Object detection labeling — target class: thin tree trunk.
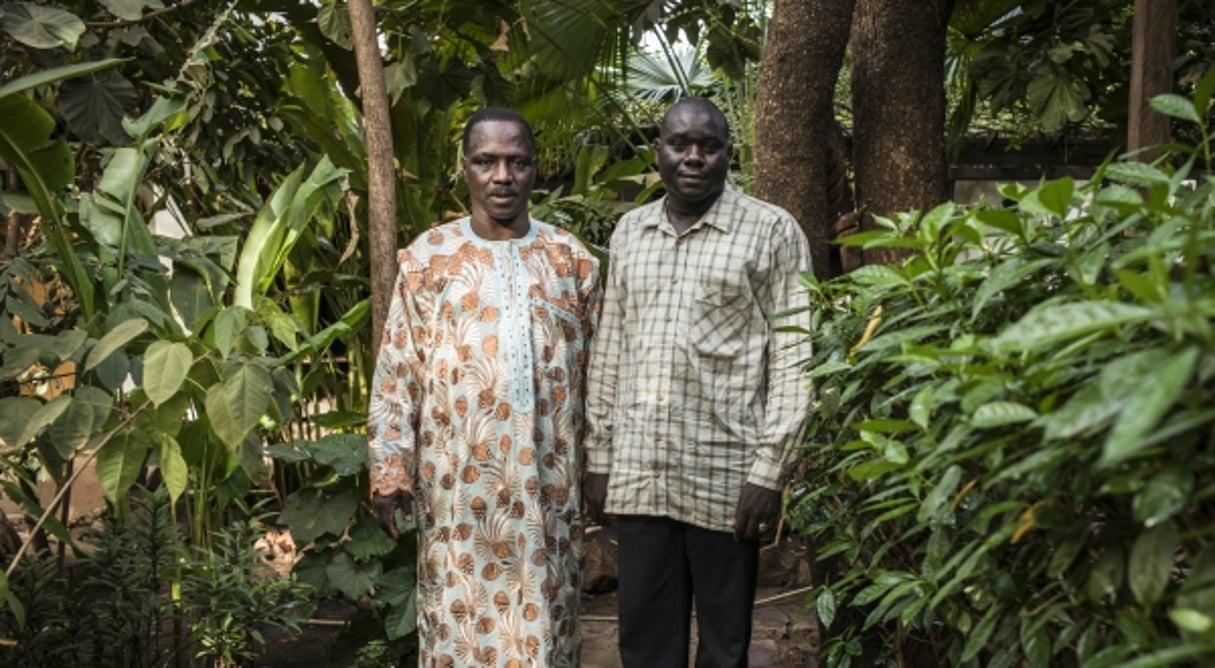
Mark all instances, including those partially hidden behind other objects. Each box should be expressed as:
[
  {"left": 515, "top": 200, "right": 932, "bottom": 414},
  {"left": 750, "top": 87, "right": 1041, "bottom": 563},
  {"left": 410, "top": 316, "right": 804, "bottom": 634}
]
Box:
[
  {"left": 753, "top": 0, "right": 856, "bottom": 281},
  {"left": 348, "top": 0, "right": 398, "bottom": 348},
  {"left": 850, "top": 0, "right": 954, "bottom": 267}
]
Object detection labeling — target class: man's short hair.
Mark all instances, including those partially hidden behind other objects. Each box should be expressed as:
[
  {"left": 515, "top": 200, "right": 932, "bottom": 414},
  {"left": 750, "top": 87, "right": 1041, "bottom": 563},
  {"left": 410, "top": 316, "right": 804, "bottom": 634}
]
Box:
[{"left": 462, "top": 107, "right": 537, "bottom": 156}]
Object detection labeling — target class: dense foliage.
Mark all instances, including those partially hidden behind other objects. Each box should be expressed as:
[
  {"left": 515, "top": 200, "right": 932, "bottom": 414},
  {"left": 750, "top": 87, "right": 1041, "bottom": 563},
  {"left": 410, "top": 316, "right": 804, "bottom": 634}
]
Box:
[{"left": 793, "top": 74, "right": 1215, "bottom": 667}]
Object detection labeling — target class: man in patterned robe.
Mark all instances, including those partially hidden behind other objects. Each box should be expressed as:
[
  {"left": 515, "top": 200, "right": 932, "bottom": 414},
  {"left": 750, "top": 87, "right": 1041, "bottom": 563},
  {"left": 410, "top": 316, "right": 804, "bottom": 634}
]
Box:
[{"left": 369, "top": 107, "right": 601, "bottom": 667}]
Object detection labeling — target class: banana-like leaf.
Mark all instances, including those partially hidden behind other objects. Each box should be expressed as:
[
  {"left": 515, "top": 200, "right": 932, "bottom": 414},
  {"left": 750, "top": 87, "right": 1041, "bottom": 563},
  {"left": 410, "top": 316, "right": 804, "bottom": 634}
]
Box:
[
  {"left": 234, "top": 157, "right": 347, "bottom": 309},
  {"left": 0, "top": 58, "right": 126, "bottom": 99},
  {"left": 0, "top": 94, "right": 95, "bottom": 317}
]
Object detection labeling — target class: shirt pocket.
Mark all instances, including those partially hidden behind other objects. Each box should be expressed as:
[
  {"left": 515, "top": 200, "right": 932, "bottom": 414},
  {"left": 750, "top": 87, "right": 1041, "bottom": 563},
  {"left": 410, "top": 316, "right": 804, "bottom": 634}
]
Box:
[{"left": 690, "top": 281, "right": 749, "bottom": 358}]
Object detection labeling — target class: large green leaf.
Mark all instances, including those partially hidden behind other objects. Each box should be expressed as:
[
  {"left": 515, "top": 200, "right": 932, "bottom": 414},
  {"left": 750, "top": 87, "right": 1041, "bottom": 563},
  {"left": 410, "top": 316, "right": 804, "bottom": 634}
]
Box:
[
  {"left": 95, "top": 431, "right": 151, "bottom": 503},
  {"left": 233, "top": 157, "right": 346, "bottom": 308},
  {"left": 18, "top": 395, "right": 72, "bottom": 448},
  {"left": 47, "top": 395, "right": 96, "bottom": 459},
  {"left": 0, "top": 87, "right": 94, "bottom": 319},
  {"left": 309, "top": 433, "right": 370, "bottom": 476},
  {"left": 0, "top": 397, "right": 39, "bottom": 447},
  {"left": 279, "top": 488, "right": 357, "bottom": 544},
  {"left": 85, "top": 318, "right": 148, "bottom": 371},
  {"left": 1027, "top": 64, "right": 1089, "bottom": 131},
  {"left": 0, "top": 2, "right": 85, "bottom": 50},
  {"left": 1134, "top": 467, "right": 1191, "bottom": 528},
  {"left": 326, "top": 551, "right": 382, "bottom": 601},
  {"left": 58, "top": 70, "right": 137, "bottom": 144},
  {"left": 98, "top": 0, "right": 162, "bottom": 22},
  {"left": 204, "top": 361, "right": 272, "bottom": 449},
  {"left": 143, "top": 341, "right": 193, "bottom": 407}
]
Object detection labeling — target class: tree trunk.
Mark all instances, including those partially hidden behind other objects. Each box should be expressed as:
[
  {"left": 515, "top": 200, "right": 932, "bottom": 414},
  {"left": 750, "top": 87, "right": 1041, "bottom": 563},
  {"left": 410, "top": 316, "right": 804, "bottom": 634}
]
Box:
[
  {"left": 1127, "top": 0, "right": 1176, "bottom": 162},
  {"left": 347, "top": 0, "right": 398, "bottom": 348},
  {"left": 850, "top": 0, "right": 954, "bottom": 266},
  {"left": 753, "top": 0, "right": 856, "bottom": 281}
]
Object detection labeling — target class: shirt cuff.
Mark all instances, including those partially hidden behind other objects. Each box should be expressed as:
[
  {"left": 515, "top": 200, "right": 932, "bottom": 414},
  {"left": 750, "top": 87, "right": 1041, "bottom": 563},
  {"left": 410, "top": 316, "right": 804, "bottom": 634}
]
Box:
[
  {"left": 746, "top": 453, "right": 785, "bottom": 491},
  {"left": 585, "top": 438, "right": 613, "bottom": 473}
]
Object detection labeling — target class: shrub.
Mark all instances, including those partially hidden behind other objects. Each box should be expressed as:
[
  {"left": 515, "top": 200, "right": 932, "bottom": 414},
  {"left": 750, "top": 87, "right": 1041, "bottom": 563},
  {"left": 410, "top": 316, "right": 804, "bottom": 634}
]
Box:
[{"left": 792, "top": 73, "right": 1215, "bottom": 667}]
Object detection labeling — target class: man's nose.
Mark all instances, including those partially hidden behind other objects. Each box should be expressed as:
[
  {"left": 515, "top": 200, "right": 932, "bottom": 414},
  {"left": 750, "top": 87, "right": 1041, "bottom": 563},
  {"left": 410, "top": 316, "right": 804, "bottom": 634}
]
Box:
[
  {"left": 684, "top": 146, "right": 705, "bottom": 163},
  {"left": 491, "top": 160, "right": 512, "bottom": 180}
]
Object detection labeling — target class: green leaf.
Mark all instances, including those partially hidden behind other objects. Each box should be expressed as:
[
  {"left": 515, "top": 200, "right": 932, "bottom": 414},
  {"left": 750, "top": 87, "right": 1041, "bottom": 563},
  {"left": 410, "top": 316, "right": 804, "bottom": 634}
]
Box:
[
  {"left": 1169, "top": 608, "right": 1214, "bottom": 634},
  {"left": 98, "top": 0, "right": 157, "bottom": 22},
  {"left": 1149, "top": 93, "right": 1200, "bottom": 123},
  {"left": 58, "top": 70, "right": 136, "bottom": 145},
  {"left": 19, "top": 395, "right": 72, "bottom": 448},
  {"left": 85, "top": 318, "right": 148, "bottom": 371},
  {"left": 816, "top": 588, "right": 837, "bottom": 629},
  {"left": 212, "top": 306, "right": 247, "bottom": 358},
  {"left": 47, "top": 395, "right": 95, "bottom": 459},
  {"left": 0, "top": 58, "right": 126, "bottom": 99},
  {"left": 1134, "top": 467, "right": 1191, "bottom": 527},
  {"left": 74, "top": 386, "right": 113, "bottom": 432},
  {"left": 1048, "top": 538, "right": 1084, "bottom": 578},
  {"left": 310, "top": 433, "right": 370, "bottom": 476},
  {"left": 848, "top": 264, "right": 908, "bottom": 288},
  {"left": 909, "top": 386, "right": 933, "bottom": 430},
  {"left": 0, "top": 2, "right": 85, "bottom": 50},
  {"left": 1086, "top": 548, "right": 1124, "bottom": 603},
  {"left": 279, "top": 488, "right": 357, "bottom": 544},
  {"left": 142, "top": 341, "right": 193, "bottom": 407},
  {"left": 992, "top": 301, "right": 1154, "bottom": 352},
  {"left": 95, "top": 431, "right": 151, "bottom": 503},
  {"left": 1128, "top": 523, "right": 1176, "bottom": 607},
  {"left": 344, "top": 519, "right": 397, "bottom": 561},
  {"left": 1041, "top": 383, "right": 1117, "bottom": 441},
  {"left": 1105, "top": 162, "right": 1170, "bottom": 187},
  {"left": 918, "top": 464, "right": 962, "bottom": 526},
  {"left": 1027, "top": 65, "right": 1089, "bottom": 131},
  {"left": 961, "top": 605, "right": 1000, "bottom": 662},
  {"left": 971, "top": 258, "right": 1054, "bottom": 320},
  {"left": 384, "top": 588, "right": 418, "bottom": 640},
  {"left": 155, "top": 433, "right": 188, "bottom": 506},
  {"left": 204, "top": 361, "right": 272, "bottom": 449},
  {"left": 971, "top": 401, "right": 1037, "bottom": 428},
  {"left": 1037, "top": 177, "right": 1075, "bottom": 217},
  {"left": 1100, "top": 347, "right": 1198, "bottom": 467},
  {"left": 316, "top": 4, "right": 353, "bottom": 49}
]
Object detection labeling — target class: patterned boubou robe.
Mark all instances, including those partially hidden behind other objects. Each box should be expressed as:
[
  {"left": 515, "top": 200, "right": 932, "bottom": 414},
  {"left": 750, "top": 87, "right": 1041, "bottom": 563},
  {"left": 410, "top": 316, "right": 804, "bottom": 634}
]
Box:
[{"left": 368, "top": 217, "right": 601, "bottom": 667}]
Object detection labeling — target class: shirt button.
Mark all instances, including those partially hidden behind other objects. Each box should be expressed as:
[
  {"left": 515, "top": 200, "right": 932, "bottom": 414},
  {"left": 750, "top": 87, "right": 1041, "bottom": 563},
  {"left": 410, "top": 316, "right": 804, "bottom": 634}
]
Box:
[
  {"left": 670, "top": 277, "right": 678, "bottom": 284},
  {"left": 657, "top": 394, "right": 665, "bottom": 402}
]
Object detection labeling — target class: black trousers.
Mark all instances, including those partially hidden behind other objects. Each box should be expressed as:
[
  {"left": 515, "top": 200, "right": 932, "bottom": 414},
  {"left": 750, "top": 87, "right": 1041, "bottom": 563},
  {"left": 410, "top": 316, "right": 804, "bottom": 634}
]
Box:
[{"left": 615, "top": 515, "right": 760, "bottom": 668}]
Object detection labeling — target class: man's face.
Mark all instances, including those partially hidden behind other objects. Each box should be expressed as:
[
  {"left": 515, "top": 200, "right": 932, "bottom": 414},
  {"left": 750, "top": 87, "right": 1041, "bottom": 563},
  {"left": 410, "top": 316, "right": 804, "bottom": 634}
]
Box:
[
  {"left": 464, "top": 119, "right": 536, "bottom": 228},
  {"left": 656, "top": 105, "right": 731, "bottom": 209}
]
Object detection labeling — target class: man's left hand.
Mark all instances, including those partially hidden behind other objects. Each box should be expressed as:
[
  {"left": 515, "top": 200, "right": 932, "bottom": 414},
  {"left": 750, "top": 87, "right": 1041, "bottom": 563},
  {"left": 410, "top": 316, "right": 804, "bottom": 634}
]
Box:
[{"left": 733, "top": 483, "right": 781, "bottom": 543}]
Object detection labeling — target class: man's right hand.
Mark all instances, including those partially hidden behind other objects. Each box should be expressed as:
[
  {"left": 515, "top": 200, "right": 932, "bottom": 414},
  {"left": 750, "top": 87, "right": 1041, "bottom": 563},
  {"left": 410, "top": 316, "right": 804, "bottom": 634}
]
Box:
[
  {"left": 583, "top": 473, "right": 610, "bottom": 525},
  {"left": 372, "top": 490, "right": 414, "bottom": 539}
]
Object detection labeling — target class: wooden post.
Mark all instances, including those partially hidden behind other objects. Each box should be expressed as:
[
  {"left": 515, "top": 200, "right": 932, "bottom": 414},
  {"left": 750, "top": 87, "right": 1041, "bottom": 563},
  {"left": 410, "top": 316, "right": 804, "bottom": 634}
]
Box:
[{"left": 1127, "top": 0, "right": 1176, "bottom": 161}]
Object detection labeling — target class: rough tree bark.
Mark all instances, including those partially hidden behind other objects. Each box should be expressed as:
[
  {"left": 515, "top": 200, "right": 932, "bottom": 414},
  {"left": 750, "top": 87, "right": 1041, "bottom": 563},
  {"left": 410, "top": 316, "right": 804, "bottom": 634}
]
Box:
[
  {"left": 850, "top": 0, "right": 954, "bottom": 266},
  {"left": 753, "top": 0, "right": 857, "bottom": 281},
  {"left": 347, "top": 0, "right": 398, "bottom": 348}
]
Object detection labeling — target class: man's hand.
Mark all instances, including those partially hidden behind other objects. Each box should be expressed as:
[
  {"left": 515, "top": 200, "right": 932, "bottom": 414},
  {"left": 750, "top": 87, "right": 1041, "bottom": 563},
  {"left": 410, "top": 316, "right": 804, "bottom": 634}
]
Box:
[
  {"left": 372, "top": 490, "right": 414, "bottom": 540},
  {"left": 733, "top": 483, "right": 781, "bottom": 543},
  {"left": 583, "top": 472, "right": 610, "bottom": 526}
]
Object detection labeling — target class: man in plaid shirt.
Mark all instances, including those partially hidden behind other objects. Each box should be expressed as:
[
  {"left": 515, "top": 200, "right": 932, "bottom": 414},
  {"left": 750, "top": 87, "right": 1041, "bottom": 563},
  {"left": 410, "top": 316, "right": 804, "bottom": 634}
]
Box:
[{"left": 584, "top": 97, "right": 815, "bottom": 667}]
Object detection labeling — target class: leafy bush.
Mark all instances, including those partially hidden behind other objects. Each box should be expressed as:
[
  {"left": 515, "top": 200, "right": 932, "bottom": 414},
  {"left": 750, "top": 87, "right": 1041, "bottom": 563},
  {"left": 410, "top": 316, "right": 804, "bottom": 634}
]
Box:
[
  {"left": 0, "top": 491, "right": 312, "bottom": 667},
  {"left": 792, "top": 73, "right": 1215, "bottom": 667}
]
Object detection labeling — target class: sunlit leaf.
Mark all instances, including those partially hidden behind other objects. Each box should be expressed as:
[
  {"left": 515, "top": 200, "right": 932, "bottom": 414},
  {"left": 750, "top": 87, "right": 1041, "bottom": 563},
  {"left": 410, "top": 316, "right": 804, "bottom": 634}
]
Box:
[
  {"left": 85, "top": 318, "right": 148, "bottom": 371},
  {"left": 1129, "top": 524, "right": 1176, "bottom": 607},
  {"left": 143, "top": 341, "right": 193, "bottom": 407},
  {"left": 0, "top": 2, "right": 85, "bottom": 50}
]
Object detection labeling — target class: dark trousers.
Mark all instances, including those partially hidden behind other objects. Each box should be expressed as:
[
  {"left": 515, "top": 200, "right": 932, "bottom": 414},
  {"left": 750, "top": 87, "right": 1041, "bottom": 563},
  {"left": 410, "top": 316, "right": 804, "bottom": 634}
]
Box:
[{"left": 616, "top": 515, "right": 760, "bottom": 668}]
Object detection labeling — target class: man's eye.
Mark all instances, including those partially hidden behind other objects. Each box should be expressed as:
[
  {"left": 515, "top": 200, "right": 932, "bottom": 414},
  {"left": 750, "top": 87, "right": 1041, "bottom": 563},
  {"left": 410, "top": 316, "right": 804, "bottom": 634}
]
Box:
[{"left": 511, "top": 158, "right": 532, "bottom": 169}]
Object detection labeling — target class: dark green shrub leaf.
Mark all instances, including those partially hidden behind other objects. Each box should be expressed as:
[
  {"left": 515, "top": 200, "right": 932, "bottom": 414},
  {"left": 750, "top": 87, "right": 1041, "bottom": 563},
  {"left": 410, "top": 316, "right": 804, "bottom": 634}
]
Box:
[
  {"left": 918, "top": 465, "right": 962, "bottom": 526},
  {"left": 1100, "top": 347, "right": 1197, "bottom": 467},
  {"left": 816, "top": 588, "right": 837, "bottom": 629},
  {"left": 1105, "top": 162, "right": 1170, "bottom": 187},
  {"left": 95, "top": 430, "right": 151, "bottom": 503},
  {"left": 1133, "top": 467, "right": 1192, "bottom": 527},
  {"left": 47, "top": 394, "right": 95, "bottom": 458},
  {"left": 993, "top": 301, "right": 1154, "bottom": 353},
  {"left": 961, "top": 606, "right": 1000, "bottom": 662},
  {"left": 1129, "top": 523, "right": 1177, "bottom": 607},
  {"left": 972, "top": 258, "right": 1055, "bottom": 320},
  {"left": 1048, "top": 537, "right": 1085, "bottom": 578},
  {"left": 205, "top": 361, "right": 272, "bottom": 449},
  {"left": 1149, "top": 93, "right": 1201, "bottom": 123},
  {"left": 971, "top": 401, "right": 1037, "bottom": 428},
  {"left": 1086, "top": 548, "right": 1125, "bottom": 603},
  {"left": 59, "top": 71, "right": 136, "bottom": 145},
  {"left": 384, "top": 592, "right": 418, "bottom": 640},
  {"left": 1038, "top": 177, "right": 1076, "bottom": 218}
]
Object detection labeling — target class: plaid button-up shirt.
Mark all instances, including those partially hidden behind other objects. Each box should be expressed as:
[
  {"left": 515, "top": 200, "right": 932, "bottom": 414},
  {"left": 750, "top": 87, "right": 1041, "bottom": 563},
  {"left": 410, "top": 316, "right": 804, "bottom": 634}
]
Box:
[{"left": 585, "top": 186, "right": 815, "bottom": 533}]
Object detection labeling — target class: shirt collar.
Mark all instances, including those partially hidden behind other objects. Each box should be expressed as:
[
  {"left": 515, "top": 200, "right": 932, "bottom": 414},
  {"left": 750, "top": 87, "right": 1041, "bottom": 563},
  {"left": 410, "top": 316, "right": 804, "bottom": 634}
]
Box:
[{"left": 643, "top": 186, "right": 738, "bottom": 235}]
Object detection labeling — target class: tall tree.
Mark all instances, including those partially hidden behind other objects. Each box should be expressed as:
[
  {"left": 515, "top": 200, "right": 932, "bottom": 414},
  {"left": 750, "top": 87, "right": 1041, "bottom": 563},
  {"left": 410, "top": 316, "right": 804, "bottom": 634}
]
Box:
[
  {"left": 753, "top": 0, "right": 856, "bottom": 280},
  {"left": 850, "top": 0, "right": 955, "bottom": 266}
]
